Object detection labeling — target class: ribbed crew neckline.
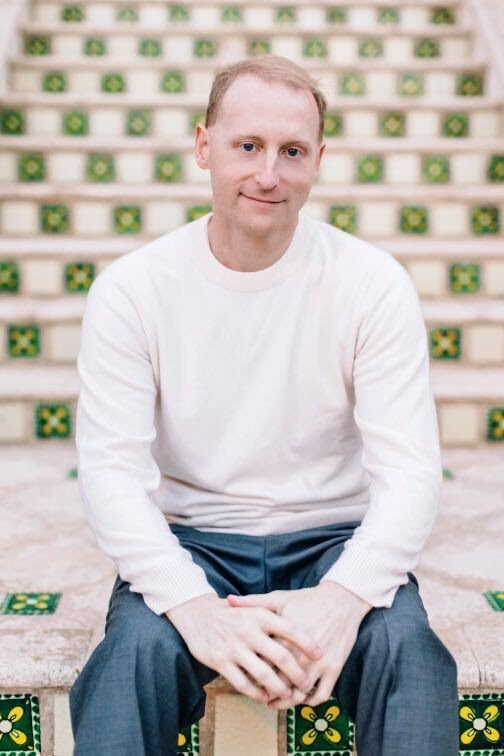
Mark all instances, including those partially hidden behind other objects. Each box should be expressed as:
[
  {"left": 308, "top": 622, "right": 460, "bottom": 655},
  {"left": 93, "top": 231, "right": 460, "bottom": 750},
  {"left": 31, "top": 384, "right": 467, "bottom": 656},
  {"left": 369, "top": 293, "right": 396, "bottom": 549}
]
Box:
[{"left": 191, "top": 209, "right": 311, "bottom": 291}]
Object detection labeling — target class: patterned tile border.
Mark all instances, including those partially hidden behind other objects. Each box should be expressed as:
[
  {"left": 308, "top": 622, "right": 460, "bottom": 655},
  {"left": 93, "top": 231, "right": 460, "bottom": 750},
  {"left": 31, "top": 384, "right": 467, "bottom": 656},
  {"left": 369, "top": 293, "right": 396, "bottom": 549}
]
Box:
[{"left": 0, "top": 693, "right": 41, "bottom": 755}]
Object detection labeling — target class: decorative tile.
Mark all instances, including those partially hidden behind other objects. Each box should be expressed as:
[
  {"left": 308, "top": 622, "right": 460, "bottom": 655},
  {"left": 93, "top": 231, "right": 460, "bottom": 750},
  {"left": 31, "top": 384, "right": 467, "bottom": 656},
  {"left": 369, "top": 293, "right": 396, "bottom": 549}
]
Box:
[
  {"left": 431, "top": 6, "right": 455, "bottom": 24},
  {"left": 0, "top": 592, "right": 60, "bottom": 613},
  {"left": 415, "top": 38, "right": 440, "bottom": 57},
  {"left": 127, "top": 109, "right": 150, "bottom": 136},
  {"left": 488, "top": 155, "right": 504, "bottom": 182},
  {"left": 286, "top": 698, "right": 355, "bottom": 754},
  {"left": 68, "top": 466, "right": 78, "bottom": 477},
  {"left": 430, "top": 327, "right": 461, "bottom": 359},
  {"left": 341, "top": 73, "right": 365, "bottom": 96},
  {"left": 471, "top": 205, "right": 500, "bottom": 234},
  {"left": 326, "top": 6, "right": 347, "bottom": 23},
  {"left": 114, "top": 205, "right": 142, "bottom": 233},
  {"left": 458, "top": 692, "right": 504, "bottom": 750},
  {"left": 357, "top": 154, "right": 383, "bottom": 182},
  {"left": 443, "top": 112, "right": 469, "bottom": 137},
  {"left": 449, "top": 263, "right": 480, "bottom": 293},
  {"left": 422, "top": 155, "right": 450, "bottom": 183},
  {"left": 398, "top": 73, "right": 423, "bottom": 96},
  {"left": 25, "top": 35, "right": 51, "bottom": 55},
  {"left": 0, "top": 261, "right": 19, "bottom": 292},
  {"left": 177, "top": 720, "right": 199, "bottom": 754},
  {"left": 276, "top": 5, "right": 296, "bottom": 23},
  {"left": 324, "top": 112, "right": 343, "bottom": 137},
  {"left": 170, "top": 4, "right": 190, "bottom": 22},
  {"left": 84, "top": 37, "right": 106, "bottom": 56},
  {"left": 62, "top": 4, "right": 84, "bottom": 22},
  {"left": 117, "top": 5, "right": 138, "bottom": 22},
  {"left": 1, "top": 109, "right": 25, "bottom": 134},
  {"left": 442, "top": 467, "right": 455, "bottom": 479},
  {"left": 0, "top": 693, "right": 41, "bottom": 754},
  {"left": 358, "top": 38, "right": 383, "bottom": 58},
  {"left": 194, "top": 39, "right": 217, "bottom": 58},
  {"left": 221, "top": 6, "right": 242, "bottom": 22},
  {"left": 8, "top": 324, "right": 40, "bottom": 358},
  {"left": 88, "top": 154, "right": 115, "bottom": 182},
  {"left": 457, "top": 74, "right": 484, "bottom": 96},
  {"left": 187, "top": 205, "right": 211, "bottom": 222},
  {"left": 140, "top": 38, "right": 162, "bottom": 57},
  {"left": 377, "top": 7, "right": 400, "bottom": 24},
  {"left": 249, "top": 39, "right": 271, "bottom": 55},
  {"left": 483, "top": 590, "right": 504, "bottom": 610},
  {"left": 155, "top": 154, "right": 182, "bottom": 182},
  {"left": 304, "top": 38, "right": 327, "bottom": 58},
  {"left": 43, "top": 72, "right": 66, "bottom": 93},
  {"left": 65, "top": 261, "right": 95, "bottom": 292},
  {"left": 380, "top": 111, "right": 405, "bottom": 137},
  {"left": 400, "top": 206, "right": 429, "bottom": 233},
  {"left": 19, "top": 153, "right": 45, "bottom": 182},
  {"left": 35, "top": 403, "right": 72, "bottom": 438},
  {"left": 63, "top": 110, "right": 88, "bottom": 135},
  {"left": 329, "top": 205, "right": 357, "bottom": 233},
  {"left": 102, "top": 72, "right": 126, "bottom": 93},
  {"left": 161, "top": 71, "right": 185, "bottom": 93},
  {"left": 487, "top": 409, "right": 504, "bottom": 442},
  {"left": 40, "top": 204, "right": 69, "bottom": 233}
]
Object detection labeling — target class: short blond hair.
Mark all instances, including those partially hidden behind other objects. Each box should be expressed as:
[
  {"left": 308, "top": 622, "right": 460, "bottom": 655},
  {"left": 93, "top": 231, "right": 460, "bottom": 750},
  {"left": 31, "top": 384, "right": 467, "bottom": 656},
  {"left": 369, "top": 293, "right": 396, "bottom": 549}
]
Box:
[{"left": 204, "top": 54, "right": 328, "bottom": 144}]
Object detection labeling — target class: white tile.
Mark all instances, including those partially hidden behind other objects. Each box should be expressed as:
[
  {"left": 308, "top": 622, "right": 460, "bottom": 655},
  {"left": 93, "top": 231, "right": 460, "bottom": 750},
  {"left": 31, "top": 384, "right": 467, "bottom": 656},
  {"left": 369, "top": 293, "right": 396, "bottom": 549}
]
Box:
[
  {"left": 185, "top": 156, "right": 212, "bottom": 184},
  {"left": 439, "top": 404, "right": 479, "bottom": 444},
  {"left": 48, "top": 325, "right": 81, "bottom": 362},
  {"left": 214, "top": 694, "right": 278, "bottom": 756},
  {"left": 485, "top": 262, "right": 504, "bottom": 295},
  {"left": 345, "top": 110, "right": 377, "bottom": 138},
  {"left": 386, "top": 154, "right": 420, "bottom": 183},
  {"left": 360, "top": 202, "right": 396, "bottom": 236},
  {"left": 426, "top": 72, "right": 454, "bottom": 97},
  {"left": 304, "top": 201, "right": 325, "bottom": 221},
  {"left": 406, "top": 261, "right": 446, "bottom": 296},
  {"left": 24, "top": 260, "right": 61, "bottom": 295},
  {"left": 319, "top": 153, "right": 354, "bottom": 184},
  {"left": 32, "top": 2, "right": 60, "bottom": 23},
  {"left": 218, "top": 37, "right": 247, "bottom": 60},
  {"left": 451, "top": 153, "right": 486, "bottom": 184},
  {"left": 146, "top": 202, "right": 185, "bottom": 235},
  {"left": 74, "top": 202, "right": 110, "bottom": 235},
  {"left": 298, "top": 7, "right": 325, "bottom": 25},
  {"left": 140, "top": 5, "right": 168, "bottom": 25},
  {"left": 116, "top": 153, "right": 152, "bottom": 183},
  {"left": 186, "top": 70, "right": 215, "bottom": 97},
  {"left": 0, "top": 154, "right": 17, "bottom": 182},
  {"left": 1, "top": 202, "right": 38, "bottom": 235},
  {"left": 407, "top": 111, "right": 439, "bottom": 138},
  {"left": 164, "top": 35, "right": 193, "bottom": 61},
  {"left": 367, "top": 71, "right": 396, "bottom": 97},
  {"left": 129, "top": 70, "right": 159, "bottom": 96},
  {"left": 48, "top": 153, "right": 85, "bottom": 183},
  {"left": 153, "top": 109, "right": 187, "bottom": 137},
  {"left": 86, "top": 3, "right": 115, "bottom": 24},
  {"left": 271, "top": 36, "right": 301, "bottom": 59},
  {"left": 26, "top": 108, "right": 60, "bottom": 136},
  {"left": 431, "top": 203, "right": 468, "bottom": 237},
  {"left": 243, "top": 7, "right": 273, "bottom": 26},
  {"left": 347, "top": 7, "right": 375, "bottom": 27},
  {"left": 442, "top": 37, "right": 471, "bottom": 59},
  {"left": 52, "top": 35, "right": 82, "bottom": 57},
  {"left": 0, "top": 402, "right": 26, "bottom": 442},
  {"left": 466, "top": 325, "right": 504, "bottom": 364},
  {"left": 401, "top": 7, "right": 428, "bottom": 27},
  {"left": 471, "top": 111, "right": 500, "bottom": 138},
  {"left": 54, "top": 692, "right": 74, "bottom": 756},
  {"left": 191, "top": 6, "right": 220, "bottom": 25},
  {"left": 11, "top": 68, "right": 40, "bottom": 92},
  {"left": 384, "top": 37, "right": 412, "bottom": 62},
  {"left": 327, "top": 36, "right": 356, "bottom": 64},
  {"left": 107, "top": 35, "right": 137, "bottom": 58},
  {"left": 89, "top": 109, "right": 124, "bottom": 137},
  {"left": 70, "top": 70, "right": 100, "bottom": 94}
]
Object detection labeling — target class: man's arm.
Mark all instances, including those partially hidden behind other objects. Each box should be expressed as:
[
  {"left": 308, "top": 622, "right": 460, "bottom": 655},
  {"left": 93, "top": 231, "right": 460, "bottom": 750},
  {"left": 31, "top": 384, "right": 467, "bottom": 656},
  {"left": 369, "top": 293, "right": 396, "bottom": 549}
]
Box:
[
  {"left": 318, "top": 253, "right": 443, "bottom": 608},
  {"left": 76, "top": 266, "right": 217, "bottom": 615}
]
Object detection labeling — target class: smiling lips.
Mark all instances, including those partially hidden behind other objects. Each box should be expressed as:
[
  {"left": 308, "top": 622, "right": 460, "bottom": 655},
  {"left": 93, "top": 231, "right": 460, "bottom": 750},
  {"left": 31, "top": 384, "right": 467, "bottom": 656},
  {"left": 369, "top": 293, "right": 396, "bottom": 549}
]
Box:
[{"left": 242, "top": 194, "right": 283, "bottom": 204}]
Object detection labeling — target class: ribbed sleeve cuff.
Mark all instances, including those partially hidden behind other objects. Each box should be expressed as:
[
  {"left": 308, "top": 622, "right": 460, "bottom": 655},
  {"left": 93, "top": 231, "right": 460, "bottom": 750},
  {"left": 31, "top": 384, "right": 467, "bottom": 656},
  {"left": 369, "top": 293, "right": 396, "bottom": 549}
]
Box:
[{"left": 138, "top": 558, "right": 218, "bottom": 616}]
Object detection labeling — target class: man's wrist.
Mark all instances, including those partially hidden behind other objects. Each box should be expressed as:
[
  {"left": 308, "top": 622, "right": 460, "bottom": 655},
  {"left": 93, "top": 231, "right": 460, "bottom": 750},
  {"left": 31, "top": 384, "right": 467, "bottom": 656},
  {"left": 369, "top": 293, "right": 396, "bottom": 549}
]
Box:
[{"left": 316, "top": 580, "right": 373, "bottom": 614}]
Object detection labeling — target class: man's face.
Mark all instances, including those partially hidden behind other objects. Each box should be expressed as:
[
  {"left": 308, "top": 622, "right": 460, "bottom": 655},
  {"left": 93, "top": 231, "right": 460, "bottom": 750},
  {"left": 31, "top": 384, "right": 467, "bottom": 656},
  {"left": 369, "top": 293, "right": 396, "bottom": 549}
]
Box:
[{"left": 195, "top": 74, "right": 325, "bottom": 233}]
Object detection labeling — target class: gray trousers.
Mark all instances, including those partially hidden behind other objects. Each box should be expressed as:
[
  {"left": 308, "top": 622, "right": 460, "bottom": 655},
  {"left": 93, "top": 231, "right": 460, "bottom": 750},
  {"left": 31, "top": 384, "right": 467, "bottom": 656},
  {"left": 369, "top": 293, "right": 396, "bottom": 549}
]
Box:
[{"left": 69, "top": 520, "right": 460, "bottom": 755}]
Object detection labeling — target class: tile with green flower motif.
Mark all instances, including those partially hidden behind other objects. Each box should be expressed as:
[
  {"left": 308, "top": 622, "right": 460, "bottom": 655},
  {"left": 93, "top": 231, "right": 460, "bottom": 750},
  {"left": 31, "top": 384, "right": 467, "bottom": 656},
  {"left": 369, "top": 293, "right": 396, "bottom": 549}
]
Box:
[
  {"left": 458, "top": 692, "right": 504, "bottom": 752},
  {"left": 430, "top": 327, "right": 461, "bottom": 359},
  {"left": 0, "top": 693, "right": 41, "bottom": 754},
  {"left": 65, "top": 262, "right": 95, "bottom": 292},
  {"left": 8, "top": 324, "right": 41, "bottom": 358},
  {"left": 286, "top": 697, "right": 355, "bottom": 754},
  {"left": 35, "top": 403, "right": 72, "bottom": 438},
  {"left": 0, "top": 592, "right": 60, "bottom": 613},
  {"left": 449, "top": 263, "right": 480, "bottom": 293},
  {"left": 487, "top": 409, "right": 504, "bottom": 442}
]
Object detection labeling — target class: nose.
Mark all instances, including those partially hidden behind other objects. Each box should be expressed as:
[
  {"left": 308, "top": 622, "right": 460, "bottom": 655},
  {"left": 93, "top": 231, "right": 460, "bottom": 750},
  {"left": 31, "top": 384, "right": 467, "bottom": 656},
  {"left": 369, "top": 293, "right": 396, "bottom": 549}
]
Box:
[{"left": 254, "top": 153, "right": 280, "bottom": 190}]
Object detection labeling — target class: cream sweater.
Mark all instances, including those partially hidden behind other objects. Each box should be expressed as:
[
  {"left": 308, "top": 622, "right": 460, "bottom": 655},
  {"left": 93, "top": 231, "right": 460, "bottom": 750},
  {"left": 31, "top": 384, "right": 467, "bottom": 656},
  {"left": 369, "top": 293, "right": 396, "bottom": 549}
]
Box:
[{"left": 75, "top": 209, "right": 443, "bottom": 615}]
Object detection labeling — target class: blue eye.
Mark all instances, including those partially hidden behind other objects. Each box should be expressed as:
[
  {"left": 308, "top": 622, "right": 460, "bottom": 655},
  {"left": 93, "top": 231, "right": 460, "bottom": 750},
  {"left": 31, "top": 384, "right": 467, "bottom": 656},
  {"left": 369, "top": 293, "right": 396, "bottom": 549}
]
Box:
[{"left": 239, "top": 143, "right": 302, "bottom": 158}]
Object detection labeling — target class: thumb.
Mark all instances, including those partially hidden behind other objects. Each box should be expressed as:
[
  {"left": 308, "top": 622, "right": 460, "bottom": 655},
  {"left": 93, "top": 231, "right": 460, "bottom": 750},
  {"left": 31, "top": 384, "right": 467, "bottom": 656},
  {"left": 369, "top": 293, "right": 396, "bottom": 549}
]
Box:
[{"left": 226, "top": 591, "right": 284, "bottom": 612}]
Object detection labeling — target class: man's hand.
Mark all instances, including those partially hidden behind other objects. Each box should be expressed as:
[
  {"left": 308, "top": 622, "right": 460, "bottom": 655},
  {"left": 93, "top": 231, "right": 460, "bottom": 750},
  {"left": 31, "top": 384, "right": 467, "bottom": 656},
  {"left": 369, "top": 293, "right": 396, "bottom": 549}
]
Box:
[
  {"left": 165, "top": 593, "right": 323, "bottom": 704},
  {"left": 227, "top": 582, "right": 373, "bottom": 710}
]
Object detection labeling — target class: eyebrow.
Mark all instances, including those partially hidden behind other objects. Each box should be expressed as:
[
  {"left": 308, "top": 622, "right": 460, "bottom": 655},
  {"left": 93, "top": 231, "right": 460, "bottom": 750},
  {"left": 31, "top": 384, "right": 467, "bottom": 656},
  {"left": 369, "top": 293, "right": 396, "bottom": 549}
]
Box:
[{"left": 230, "top": 134, "right": 312, "bottom": 151}]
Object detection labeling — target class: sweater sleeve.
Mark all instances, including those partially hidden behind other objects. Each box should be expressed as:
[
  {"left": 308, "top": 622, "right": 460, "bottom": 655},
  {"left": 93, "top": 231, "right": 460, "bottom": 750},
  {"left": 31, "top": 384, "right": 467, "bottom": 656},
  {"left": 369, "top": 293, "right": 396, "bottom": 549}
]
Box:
[
  {"left": 75, "top": 268, "right": 218, "bottom": 615},
  {"left": 318, "top": 254, "right": 443, "bottom": 608}
]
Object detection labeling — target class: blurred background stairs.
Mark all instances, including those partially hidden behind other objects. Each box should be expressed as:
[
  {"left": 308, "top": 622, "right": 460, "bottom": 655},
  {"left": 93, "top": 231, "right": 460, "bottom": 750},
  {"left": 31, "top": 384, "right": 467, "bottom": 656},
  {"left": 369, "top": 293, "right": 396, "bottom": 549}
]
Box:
[{"left": 0, "top": 1, "right": 503, "bottom": 754}]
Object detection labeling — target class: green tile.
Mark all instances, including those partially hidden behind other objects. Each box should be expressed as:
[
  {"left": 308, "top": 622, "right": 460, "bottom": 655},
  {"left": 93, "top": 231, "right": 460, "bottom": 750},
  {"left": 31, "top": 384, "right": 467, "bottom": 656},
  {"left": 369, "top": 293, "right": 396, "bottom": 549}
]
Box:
[
  {"left": 0, "top": 260, "right": 20, "bottom": 292},
  {"left": 177, "top": 720, "right": 200, "bottom": 753},
  {"left": 117, "top": 5, "right": 138, "bottom": 21},
  {"left": 422, "top": 155, "right": 450, "bottom": 183},
  {"left": 65, "top": 261, "right": 95, "bottom": 292},
  {"left": 487, "top": 410, "right": 504, "bottom": 442},
  {"left": 358, "top": 38, "right": 383, "bottom": 58},
  {"left": 101, "top": 72, "right": 126, "bottom": 93},
  {"left": 377, "top": 6, "right": 400, "bottom": 24},
  {"left": 0, "top": 693, "right": 41, "bottom": 753},
  {"left": 187, "top": 205, "right": 212, "bottom": 222},
  {"left": 276, "top": 5, "right": 296, "bottom": 22},
  {"left": 488, "top": 155, "right": 504, "bottom": 182},
  {"left": 398, "top": 73, "right": 423, "bottom": 96},
  {"left": 114, "top": 205, "right": 142, "bottom": 233},
  {"left": 169, "top": 4, "right": 190, "bottom": 22},
  {"left": 430, "top": 327, "right": 461, "bottom": 359},
  {"left": 431, "top": 6, "right": 455, "bottom": 24},
  {"left": 155, "top": 153, "right": 182, "bottom": 182},
  {"left": 304, "top": 38, "right": 327, "bottom": 58},
  {"left": 62, "top": 4, "right": 84, "bottom": 21},
  {"left": 127, "top": 109, "right": 150, "bottom": 136},
  {"left": 326, "top": 6, "right": 347, "bottom": 23},
  {"left": 63, "top": 110, "right": 88, "bottom": 135},
  {"left": 221, "top": 6, "right": 242, "bottom": 22},
  {"left": 194, "top": 39, "right": 217, "bottom": 57},
  {"left": 40, "top": 204, "right": 69, "bottom": 233},
  {"left": 19, "top": 153, "right": 45, "bottom": 181},
  {"left": 483, "top": 590, "right": 504, "bottom": 609},
  {"left": 88, "top": 154, "right": 115, "bottom": 182},
  {"left": 449, "top": 263, "right": 480, "bottom": 293},
  {"left": 324, "top": 112, "right": 343, "bottom": 137},
  {"left": 35, "top": 403, "right": 72, "bottom": 438},
  {"left": 1, "top": 109, "right": 25, "bottom": 134},
  {"left": 286, "top": 697, "right": 355, "bottom": 754},
  {"left": 43, "top": 72, "right": 66, "bottom": 93},
  {"left": 457, "top": 73, "right": 483, "bottom": 96},
  {"left": 357, "top": 154, "right": 383, "bottom": 183},
  {"left": 414, "top": 38, "right": 440, "bottom": 57},
  {"left": 380, "top": 111, "right": 405, "bottom": 137},
  {"left": 139, "top": 38, "right": 162, "bottom": 57},
  {"left": 459, "top": 692, "right": 504, "bottom": 748},
  {"left": 443, "top": 112, "right": 469, "bottom": 137},
  {"left": 161, "top": 70, "right": 185, "bottom": 93},
  {"left": 249, "top": 39, "right": 271, "bottom": 55},
  {"left": 84, "top": 37, "right": 106, "bottom": 56},
  {"left": 400, "top": 206, "right": 428, "bottom": 233},
  {"left": 329, "top": 205, "right": 357, "bottom": 233},
  {"left": 471, "top": 205, "right": 499, "bottom": 234},
  {"left": 8, "top": 324, "right": 40, "bottom": 357},
  {"left": 25, "top": 35, "right": 51, "bottom": 55},
  {"left": 341, "top": 72, "right": 365, "bottom": 96}
]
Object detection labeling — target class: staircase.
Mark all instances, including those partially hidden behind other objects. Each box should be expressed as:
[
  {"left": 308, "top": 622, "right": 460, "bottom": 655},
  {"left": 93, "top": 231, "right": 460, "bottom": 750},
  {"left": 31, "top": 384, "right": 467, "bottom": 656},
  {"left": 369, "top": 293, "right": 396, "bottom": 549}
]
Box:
[{"left": 0, "top": 1, "right": 503, "bottom": 754}]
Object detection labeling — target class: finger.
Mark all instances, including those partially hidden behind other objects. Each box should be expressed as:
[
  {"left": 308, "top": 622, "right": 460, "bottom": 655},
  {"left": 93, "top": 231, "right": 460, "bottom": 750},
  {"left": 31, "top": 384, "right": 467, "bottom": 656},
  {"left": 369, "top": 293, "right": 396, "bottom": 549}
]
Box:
[
  {"left": 275, "top": 636, "right": 312, "bottom": 668},
  {"left": 233, "top": 648, "right": 293, "bottom": 700},
  {"left": 267, "top": 686, "right": 308, "bottom": 709},
  {"left": 227, "top": 593, "right": 282, "bottom": 612},
  {"left": 220, "top": 661, "right": 270, "bottom": 704},
  {"left": 251, "top": 635, "right": 311, "bottom": 692},
  {"left": 303, "top": 673, "right": 334, "bottom": 708},
  {"left": 261, "top": 613, "right": 323, "bottom": 660}
]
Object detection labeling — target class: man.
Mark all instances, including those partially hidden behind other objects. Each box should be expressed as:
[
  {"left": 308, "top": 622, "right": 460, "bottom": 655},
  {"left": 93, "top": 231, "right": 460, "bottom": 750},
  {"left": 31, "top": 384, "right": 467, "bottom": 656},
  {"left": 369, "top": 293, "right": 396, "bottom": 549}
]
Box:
[{"left": 69, "top": 56, "right": 459, "bottom": 754}]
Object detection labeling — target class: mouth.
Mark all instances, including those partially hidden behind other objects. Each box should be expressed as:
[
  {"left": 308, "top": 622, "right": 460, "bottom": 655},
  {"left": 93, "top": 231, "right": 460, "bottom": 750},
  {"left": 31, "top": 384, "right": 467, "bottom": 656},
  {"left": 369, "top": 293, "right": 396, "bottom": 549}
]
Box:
[{"left": 241, "top": 194, "right": 283, "bottom": 204}]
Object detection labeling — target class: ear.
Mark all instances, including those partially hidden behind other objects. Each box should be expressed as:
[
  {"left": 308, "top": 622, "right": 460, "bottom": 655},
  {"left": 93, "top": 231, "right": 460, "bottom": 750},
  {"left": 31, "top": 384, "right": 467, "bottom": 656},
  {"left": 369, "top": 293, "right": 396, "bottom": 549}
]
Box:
[{"left": 195, "top": 124, "right": 210, "bottom": 170}]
